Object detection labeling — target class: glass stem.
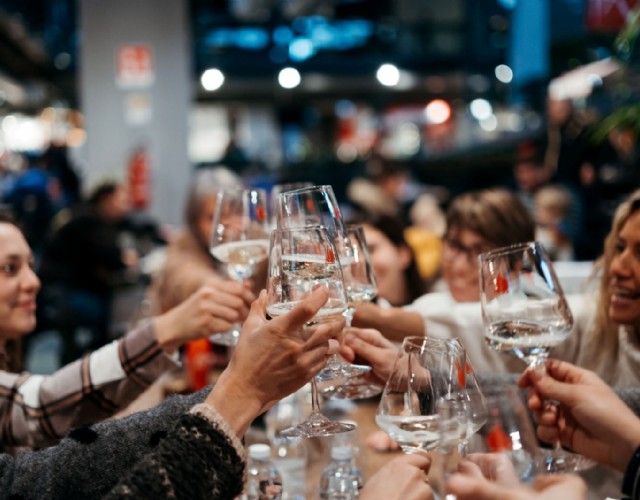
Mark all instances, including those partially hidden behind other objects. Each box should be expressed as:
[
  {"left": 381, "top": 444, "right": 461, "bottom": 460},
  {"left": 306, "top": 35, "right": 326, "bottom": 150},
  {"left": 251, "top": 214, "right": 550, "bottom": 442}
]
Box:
[
  {"left": 344, "top": 306, "right": 354, "bottom": 328},
  {"left": 310, "top": 377, "right": 322, "bottom": 415}
]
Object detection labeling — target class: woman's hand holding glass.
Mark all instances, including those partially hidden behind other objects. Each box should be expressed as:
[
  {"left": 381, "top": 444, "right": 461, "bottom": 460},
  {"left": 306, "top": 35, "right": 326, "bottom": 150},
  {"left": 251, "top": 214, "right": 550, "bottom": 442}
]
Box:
[{"left": 519, "top": 359, "right": 640, "bottom": 474}]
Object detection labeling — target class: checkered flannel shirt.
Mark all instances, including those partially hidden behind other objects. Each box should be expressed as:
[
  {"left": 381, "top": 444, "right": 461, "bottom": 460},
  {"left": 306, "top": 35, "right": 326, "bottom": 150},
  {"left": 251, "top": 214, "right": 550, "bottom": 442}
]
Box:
[{"left": 0, "top": 321, "right": 180, "bottom": 449}]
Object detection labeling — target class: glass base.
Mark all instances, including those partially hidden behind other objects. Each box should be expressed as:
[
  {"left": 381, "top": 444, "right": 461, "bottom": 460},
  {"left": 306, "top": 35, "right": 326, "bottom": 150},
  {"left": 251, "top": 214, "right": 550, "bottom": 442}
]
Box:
[
  {"left": 538, "top": 447, "right": 595, "bottom": 473},
  {"left": 315, "top": 362, "right": 371, "bottom": 382},
  {"left": 322, "top": 378, "right": 383, "bottom": 400},
  {"left": 279, "top": 412, "right": 356, "bottom": 438},
  {"left": 209, "top": 326, "right": 240, "bottom": 346}
]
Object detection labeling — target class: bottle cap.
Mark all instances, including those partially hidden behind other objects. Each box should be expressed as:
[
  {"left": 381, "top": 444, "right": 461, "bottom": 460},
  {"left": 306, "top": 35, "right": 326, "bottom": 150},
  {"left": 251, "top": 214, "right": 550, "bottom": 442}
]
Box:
[
  {"left": 331, "top": 446, "right": 352, "bottom": 461},
  {"left": 249, "top": 443, "right": 272, "bottom": 461}
]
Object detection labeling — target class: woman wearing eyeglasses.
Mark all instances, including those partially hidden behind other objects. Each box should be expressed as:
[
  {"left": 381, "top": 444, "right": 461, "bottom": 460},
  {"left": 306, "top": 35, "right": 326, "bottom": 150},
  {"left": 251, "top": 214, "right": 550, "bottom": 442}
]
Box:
[{"left": 350, "top": 188, "right": 535, "bottom": 373}]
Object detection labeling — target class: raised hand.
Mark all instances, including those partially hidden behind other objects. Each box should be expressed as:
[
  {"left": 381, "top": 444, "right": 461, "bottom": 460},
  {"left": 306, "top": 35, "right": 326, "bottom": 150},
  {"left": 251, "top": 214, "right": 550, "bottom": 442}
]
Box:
[
  {"left": 207, "top": 287, "right": 345, "bottom": 436},
  {"left": 341, "top": 327, "right": 398, "bottom": 384},
  {"left": 153, "top": 284, "right": 253, "bottom": 352},
  {"left": 518, "top": 359, "right": 640, "bottom": 472},
  {"left": 447, "top": 459, "right": 586, "bottom": 500},
  {"left": 360, "top": 454, "right": 433, "bottom": 500}
]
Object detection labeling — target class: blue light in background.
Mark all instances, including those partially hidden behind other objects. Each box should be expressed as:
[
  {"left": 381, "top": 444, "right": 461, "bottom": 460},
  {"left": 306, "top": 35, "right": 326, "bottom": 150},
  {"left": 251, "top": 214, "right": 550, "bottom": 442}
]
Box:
[
  {"left": 204, "top": 27, "right": 269, "bottom": 50},
  {"left": 235, "top": 28, "right": 269, "bottom": 50},
  {"left": 289, "top": 38, "right": 316, "bottom": 61},
  {"left": 273, "top": 25, "right": 294, "bottom": 45},
  {"left": 497, "top": 0, "right": 517, "bottom": 9}
]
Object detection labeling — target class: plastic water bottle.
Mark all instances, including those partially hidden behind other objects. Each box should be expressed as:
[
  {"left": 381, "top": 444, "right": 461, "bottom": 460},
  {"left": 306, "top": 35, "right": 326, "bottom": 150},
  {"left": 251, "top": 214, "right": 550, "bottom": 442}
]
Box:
[
  {"left": 272, "top": 436, "right": 306, "bottom": 500},
  {"left": 319, "top": 446, "right": 363, "bottom": 499},
  {"left": 245, "top": 443, "right": 283, "bottom": 500}
]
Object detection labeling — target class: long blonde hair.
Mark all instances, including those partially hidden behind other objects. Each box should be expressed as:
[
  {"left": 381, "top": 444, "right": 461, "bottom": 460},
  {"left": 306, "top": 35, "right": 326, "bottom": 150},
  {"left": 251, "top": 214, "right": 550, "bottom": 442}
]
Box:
[{"left": 593, "top": 189, "right": 640, "bottom": 353}]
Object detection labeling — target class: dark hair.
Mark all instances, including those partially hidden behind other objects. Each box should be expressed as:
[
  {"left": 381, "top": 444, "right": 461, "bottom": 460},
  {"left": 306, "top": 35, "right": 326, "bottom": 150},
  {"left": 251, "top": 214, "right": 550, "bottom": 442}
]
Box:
[
  {"left": 354, "top": 214, "right": 426, "bottom": 303},
  {"left": 88, "top": 182, "right": 119, "bottom": 205}
]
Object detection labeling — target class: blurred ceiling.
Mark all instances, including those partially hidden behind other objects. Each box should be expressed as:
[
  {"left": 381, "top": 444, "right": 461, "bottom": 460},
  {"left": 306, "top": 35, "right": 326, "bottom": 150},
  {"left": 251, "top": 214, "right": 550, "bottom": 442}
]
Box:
[{"left": 0, "top": 0, "right": 590, "bottom": 110}]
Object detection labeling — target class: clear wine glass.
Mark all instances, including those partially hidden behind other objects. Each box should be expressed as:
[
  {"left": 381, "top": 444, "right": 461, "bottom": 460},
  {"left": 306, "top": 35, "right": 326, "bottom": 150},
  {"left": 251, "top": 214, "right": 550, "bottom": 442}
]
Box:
[
  {"left": 269, "top": 182, "right": 313, "bottom": 229},
  {"left": 323, "top": 224, "right": 382, "bottom": 400},
  {"left": 277, "top": 185, "right": 369, "bottom": 380},
  {"left": 375, "top": 336, "right": 486, "bottom": 455},
  {"left": 478, "top": 241, "right": 590, "bottom": 472},
  {"left": 209, "top": 187, "right": 270, "bottom": 346},
  {"left": 472, "top": 385, "right": 543, "bottom": 484},
  {"left": 266, "top": 226, "right": 355, "bottom": 437}
]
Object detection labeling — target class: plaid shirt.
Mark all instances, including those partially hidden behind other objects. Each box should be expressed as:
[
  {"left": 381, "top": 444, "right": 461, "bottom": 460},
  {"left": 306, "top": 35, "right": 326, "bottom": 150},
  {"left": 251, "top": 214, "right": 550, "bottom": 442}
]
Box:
[{"left": 0, "top": 321, "right": 180, "bottom": 449}]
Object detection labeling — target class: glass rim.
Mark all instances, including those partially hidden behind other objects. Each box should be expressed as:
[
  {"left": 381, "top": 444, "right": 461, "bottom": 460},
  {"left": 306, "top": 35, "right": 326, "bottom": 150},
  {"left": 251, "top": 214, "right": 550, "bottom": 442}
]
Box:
[
  {"left": 216, "top": 186, "right": 267, "bottom": 196},
  {"left": 402, "top": 336, "right": 463, "bottom": 351},
  {"left": 278, "top": 184, "right": 333, "bottom": 198},
  {"left": 477, "top": 241, "right": 540, "bottom": 262}
]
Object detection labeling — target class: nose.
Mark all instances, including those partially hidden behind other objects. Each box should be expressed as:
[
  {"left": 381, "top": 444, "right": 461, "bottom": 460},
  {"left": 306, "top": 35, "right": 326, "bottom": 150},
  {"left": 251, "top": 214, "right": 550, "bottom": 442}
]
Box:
[
  {"left": 22, "top": 266, "right": 41, "bottom": 293},
  {"left": 610, "top": 248, "right": 633, "bottom": 279}
]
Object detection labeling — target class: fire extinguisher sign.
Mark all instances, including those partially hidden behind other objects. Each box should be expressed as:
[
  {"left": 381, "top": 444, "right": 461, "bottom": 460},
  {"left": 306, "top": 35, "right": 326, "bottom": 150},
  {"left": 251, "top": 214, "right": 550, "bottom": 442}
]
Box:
[{"left": 116, "top": 44, "right": 155, "bottom": 89}]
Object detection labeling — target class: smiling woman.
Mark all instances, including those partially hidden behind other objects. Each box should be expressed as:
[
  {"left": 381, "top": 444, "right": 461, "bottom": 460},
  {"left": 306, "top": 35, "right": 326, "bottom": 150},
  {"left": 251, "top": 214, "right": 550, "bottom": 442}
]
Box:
[
  {"left": 0, "top": 221, "right": 40, "bottom": 341},
  {"left": 563, "top": 188, "right": 640, "bottom": 384},
  {"left": 0, "top": 211, "right": 263, "bottom": 451}
]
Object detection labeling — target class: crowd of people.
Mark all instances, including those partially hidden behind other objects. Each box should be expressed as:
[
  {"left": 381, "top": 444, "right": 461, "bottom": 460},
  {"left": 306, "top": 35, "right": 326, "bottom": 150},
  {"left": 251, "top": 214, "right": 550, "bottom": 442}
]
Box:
[{"left": 0, "top": 112, "right": 637, "bottom": 498}]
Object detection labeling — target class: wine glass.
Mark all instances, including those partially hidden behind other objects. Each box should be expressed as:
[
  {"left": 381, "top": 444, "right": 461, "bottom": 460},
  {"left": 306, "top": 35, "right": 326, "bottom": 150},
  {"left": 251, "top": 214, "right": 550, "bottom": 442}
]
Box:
[
  {"left": 375, "top": 336, "right": 486, "bottom": 455},
  {"left": 471, "top": 385, "right": 543, "bottom": 484},
  {"left": 209, "top": 188, "right": 270, "bottom": 346},
  {"left": 269, "top": 182, "right": 313, "bottom": 229},
  {"left": 478, "top": 241, "right": 589, "bottom": 472},
  {"left": 277, "top": 185, "right": 369, "bottom": 380},
  {"left": 266, "top": 226, "right": 355, "bottom": 437},
  {"left": 323, "top": 224, "right": 382, "bottom": 400}
]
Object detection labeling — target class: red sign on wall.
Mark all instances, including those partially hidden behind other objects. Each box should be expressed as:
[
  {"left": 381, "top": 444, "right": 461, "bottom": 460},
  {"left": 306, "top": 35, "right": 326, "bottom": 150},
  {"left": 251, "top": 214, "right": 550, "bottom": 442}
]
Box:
[
  {"left": 586, "top": 0, "right": 639, "bottom": 33},
  {"left": 116, "top": 44, "right": 155, "bottom": 88}
]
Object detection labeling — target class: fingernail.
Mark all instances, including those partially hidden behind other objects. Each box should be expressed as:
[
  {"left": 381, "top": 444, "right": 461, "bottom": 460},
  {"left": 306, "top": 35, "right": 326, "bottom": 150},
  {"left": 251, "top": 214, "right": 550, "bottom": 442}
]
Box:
[{"left": 529, "top": 368, "right": 544, "bottom": 382}]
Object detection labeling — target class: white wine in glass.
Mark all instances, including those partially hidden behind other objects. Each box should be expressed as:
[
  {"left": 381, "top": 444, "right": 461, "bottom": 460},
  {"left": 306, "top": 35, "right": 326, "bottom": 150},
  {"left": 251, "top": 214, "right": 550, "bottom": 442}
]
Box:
[
  {"left": 376, "top": 336, "right": 486, "bottom": 454},
  {"left": 323, "top": 224, "right": 381, "bottom": 400},
  {"left": 209, "top": 188, "right": 270, "bottom": 346},
  {"left": 479, "top": 241, "right": 592, "bottom": 472},
  {"left": 277, "top": 185, "right": 369, "bottom": 380},
  {"left": 267, "top": 226, "right": 355, "bottom": 438}
]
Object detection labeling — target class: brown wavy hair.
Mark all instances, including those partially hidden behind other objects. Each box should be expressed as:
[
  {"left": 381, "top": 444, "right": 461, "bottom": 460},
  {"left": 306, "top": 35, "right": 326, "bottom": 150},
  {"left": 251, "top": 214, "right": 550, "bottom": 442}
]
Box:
[{"left": 445, "top": 188, "right": 535, "bottom": 247}]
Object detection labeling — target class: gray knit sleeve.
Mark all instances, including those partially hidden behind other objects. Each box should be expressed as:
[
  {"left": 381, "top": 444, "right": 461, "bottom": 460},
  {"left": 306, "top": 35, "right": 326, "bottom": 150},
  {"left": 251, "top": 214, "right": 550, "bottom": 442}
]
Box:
[
  {"left": 104, "top": 407, "right": 246, "bottom": 499},
  {"left": 0, "top": 389, "right": 206, "bottom": 499},
  {"left": 614, "top": 387, "right": 640, "bottom": 417}
]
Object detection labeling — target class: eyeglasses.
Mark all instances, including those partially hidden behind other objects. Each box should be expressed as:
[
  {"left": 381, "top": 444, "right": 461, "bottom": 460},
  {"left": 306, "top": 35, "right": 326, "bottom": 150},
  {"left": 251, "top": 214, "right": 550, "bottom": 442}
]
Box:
[{"left": 443, "top": 237, "right": 491, "bottom": 266}]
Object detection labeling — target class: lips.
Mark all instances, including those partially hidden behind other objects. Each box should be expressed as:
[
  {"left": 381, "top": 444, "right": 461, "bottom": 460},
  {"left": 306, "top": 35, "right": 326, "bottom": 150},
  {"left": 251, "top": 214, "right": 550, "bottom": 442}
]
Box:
[
  {"left": 610, "top": 287, "right": 640, "bottom": 303},
  {"left": 17, "top": 300, "right": 36, "bottom": 310}
]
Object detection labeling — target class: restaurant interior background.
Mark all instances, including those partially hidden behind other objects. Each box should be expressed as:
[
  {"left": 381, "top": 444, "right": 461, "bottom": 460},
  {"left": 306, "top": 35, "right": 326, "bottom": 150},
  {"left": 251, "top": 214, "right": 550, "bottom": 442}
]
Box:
[{"left": 0, "top": 0, "right": 637, "bottom": 224}]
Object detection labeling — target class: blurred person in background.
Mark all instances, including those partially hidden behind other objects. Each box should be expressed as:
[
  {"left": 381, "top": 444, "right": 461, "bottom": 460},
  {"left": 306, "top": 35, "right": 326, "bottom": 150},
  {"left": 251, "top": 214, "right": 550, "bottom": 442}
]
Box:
[
  {"left": 149, "top": 167, "right": 253, "bottom": 314},
  {"left": 534, "top": 184, "right": 575, "bottom": 261},
  {"left": 5, "top": 152, "right": 62, "bottom": 259},
  {"left": 148, "top": 167, "right": 256, "bottom": 386},
  {"left": 36, "top": 181, "right": 138, "bottom": 364},
  {"left": 355, "top": 214, "right": 427, "bottom": 307},
  {"left": 347, "top": 155, "right": 417, "bottom": 224},
  {"left": 405, "top": 192, "right": 446, "bottom": 283}
]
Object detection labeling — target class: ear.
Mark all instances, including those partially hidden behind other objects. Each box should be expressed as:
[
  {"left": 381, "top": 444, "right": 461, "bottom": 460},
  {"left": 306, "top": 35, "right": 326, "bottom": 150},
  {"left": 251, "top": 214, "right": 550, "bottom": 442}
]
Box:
[{"left": 398, "top": 245, "right": 412, "bottom": 271}]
